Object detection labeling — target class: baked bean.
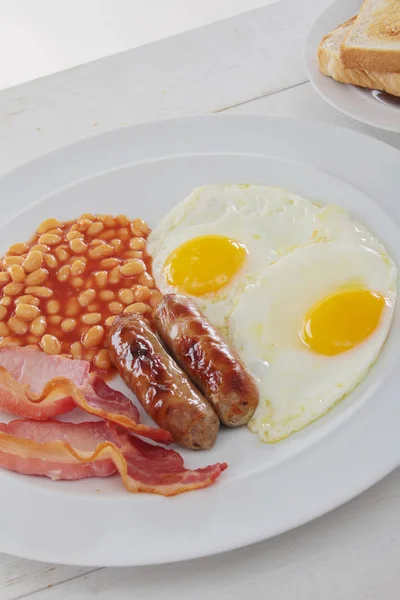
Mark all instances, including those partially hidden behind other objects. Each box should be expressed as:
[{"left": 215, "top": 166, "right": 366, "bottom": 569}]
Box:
[
  {"left": 99, "top": 290, "right": 115, "bottom": 301},
  {"left": 25, "top": 268, "right": 48, "bottom": 286},
  {"left": 8, "top": 243, "right": 29, "bottom": 256},
  {"left": 86, "top": 222, "right": 104, "bottom": 237},
  {"left": 65, "top": 297, "right": 80, "bottom": 317},
  {"left": 29, "top": 316, "right": 47, "bottom": 337},
  {"left": 124, "top": 302, "right": 147, "bottom": 314},
  {"left": 84, "top": 349, "right": 96, "bottom": 361},
  {"left": 66, "top": 230, "right": 84, "bottom": 242},
  {"left": 94, "top": 271, "right": 107, "bottom": 288},
  {"left": 93, "top": 348, "right": 111, "bottom": 370},
  {"left": 4, "top": 282, "right": 24, "bottom": 296},
  {"left": 46, "top": 228, "right": 64, "bottom": 236},
  {"left": 15, "top": 295, "right": 40, "bottom": 306},
  {"left": 132, "top": 285, "right": 151, "bottom": 302},
  {"left": 15, "top": 303, "right": 40, "bottom": 322},
  {"left": 22, "top": 250, "right": 43, "bottom": 273},
  {"left": 88, "top": 244, "right": 114, "bottom": 260},
  {"left": 117, "top": 228, "right": 130, "bottom": 241},
  {"left": 91, "top": 239, "right": 105, "bottom": 247},
  {"left": 43, "top": 253, "right": 58, "bottom": 269},
  {"left": 78, "top": 289, "right": 96, "bottom": 307},
  {"left": 8, "top": 264, "right": 26, "bottom": 283},
  {"left": 98, "top": 215, "right": 116, "bottom": 228},
  {"left": 116, "top": 215, "right": 130, "bottom": 227},
  {"left": 123, "top": 250, "right": 142, "bottom": 259},
  {"left": 129, "top": 237, "right": 146, "bottom": 251},
  {"left": 57, "top": 264, "right": 71, "bottom": 282},
  {"left": 30, "top": 244, "right": 49, "bottom": 254},
  {"left": 26, "top": 336, "right": 39, "bottom": 345},
  {"left": 99, "top": 257, "right": 120, "bottom": 270},
  {"left": 69, "top": 238, "right": 87, "bottom": 255},
  {"left": 149, "top": 290, "right": 162, "bottom": 308},
  {"left": 81, "top": 312, "right": 102, "bottom": 325},
  {"left": 105, "top": 316, "right": 116, "bottom": 327},
  {"left": 79, "top": 213, "right": 95, "bottom": 221},
  {"left": 77, "top": 218, "right": 92, "bottom": 232},
  {"left": 82, "top": 325, "right": 104, "bottom": 349},
  {"left": 47, "top": 300, "right": 60, "bottom": 315},
  {"left": 138, "top": 271, "right": 155, "bottom": 288},
  {"left": 61, "top": 318, "right": 77, "bottom": 332},
  {"left": 108, "top": 266, "right": 121, "bottom": 285},
  {"left": 25, "top": 286, "right": 53, "bottom": 298},
  {"left": 131, "top": 218, "right": 150, "bottom": 237},
  {"left": 118, "top": 288, "right": 135, "bottom": 305},
  {"left": 0, "top": 337, "right": 21, "bottom": 347},
  {"left": 70, "top": 341, "right": 84, "bottom": 359},
  {"left": 37, "top": 218, "right": 62, "bottom": 235},
  {"left": 110, "top": 239, "right": 123, "bottom": 252},
  {"left": 71, "top": 259, "right": 86, "bottom": 276},
  {"left": 55, "top": 246, "right": 70, "bottom": 262},
  {"left": 40, "top": 334, "right": 61, "bottom": 355},
  {"left": 120, "top": 259, "right": 145, "bottom": 277},
  {"left": 0, "top": 305, "right": 7, "bottom": 320},
  {"left": 38, "top": 233, "right": 61, "bottom": 246},
  {"left": 0, "top": 296, "right": 12, "bottom": 307},
  {"left": 108, "top": 301, "right": 123, "bottom": 314},
  {"left": 0, "top": 322, "right": 9, "bottom": 336},
  {"left": 0, "top": 272, "right": 10, "bottom": 285},
  {"left": 71, "top": 277, "right": 84, "bottom": 289},
  {"left": 49, "top": 316, "right": 62, "bottom": 325},
  {"left": 87, "top": 302, "right": 99, "bottom": 312},
  {"left": 99, "top": 229, "right": 117, "bottom": 241},
  {"left": 8, "top": 316, "right": 28, "bottom": 335},
  {"left": 3, "top": 256, "right": 24, "bottom": 267}
]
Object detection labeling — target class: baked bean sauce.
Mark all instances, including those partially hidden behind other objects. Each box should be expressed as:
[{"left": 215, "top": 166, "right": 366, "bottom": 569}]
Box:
[{"left": 0, "top": 214, "right": 162, "bottom": 372}]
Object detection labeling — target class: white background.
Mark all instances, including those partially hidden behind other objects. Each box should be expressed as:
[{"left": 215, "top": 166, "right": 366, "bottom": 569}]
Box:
[{"left": 0, "top": 0, "right": 277, "bottom": 90}]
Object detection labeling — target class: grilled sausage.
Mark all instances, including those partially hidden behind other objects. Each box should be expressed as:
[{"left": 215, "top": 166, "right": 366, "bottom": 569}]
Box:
[
  {"left": 108, "top": 313, "right": 219, "bottom": 450},
  {"left": 154, "top": 294, "right": 259, "bottom": 427}
]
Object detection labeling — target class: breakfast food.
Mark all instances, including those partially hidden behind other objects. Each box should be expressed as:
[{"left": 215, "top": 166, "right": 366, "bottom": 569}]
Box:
[
  {"left": 318, "top": 1, "right": 400, "bottom": 96},
  {"left": 154, "top": 294, "right": 259, "bottom": 426},
  {"left": 0, "top": 214, "right": 161, "bottom": 370},
  {"left": 341, "top": 0, "right": 400, "bottom": 73},
  {"left": 108, "top": 313, "right": 220, "bottom": 449},
  {"left": 318, "top": 17, "right": 400, "bottom": 96},
  {"left": 0, "top": 420, "right": 227, "bottom": 496},
  {"left": 231, "top": 228, "right": 397, "bottom": 442}
]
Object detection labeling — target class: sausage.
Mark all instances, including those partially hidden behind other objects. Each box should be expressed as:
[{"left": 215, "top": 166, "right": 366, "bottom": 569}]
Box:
[
  {"left": 108, "top": 313, "right": 219, "bottom": 450},
  {"left": 154, "top": 294, "right": 259, "bottom": 427}
]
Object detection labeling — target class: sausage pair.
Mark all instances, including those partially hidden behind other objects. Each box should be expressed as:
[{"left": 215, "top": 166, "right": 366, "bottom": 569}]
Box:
[{"left": 108, "top": 294, "right": 259, "bottom": 450}]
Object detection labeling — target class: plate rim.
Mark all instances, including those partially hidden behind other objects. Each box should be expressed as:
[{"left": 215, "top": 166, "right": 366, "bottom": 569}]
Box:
[
  {"left": 1, "top": 113, "right": 400, "bottom": 566},
  {"left": 303, "top": 0, "right": 400, "bottom": 133}
]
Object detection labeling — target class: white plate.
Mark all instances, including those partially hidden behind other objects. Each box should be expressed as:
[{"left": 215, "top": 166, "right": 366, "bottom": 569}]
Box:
[
  {"left": 304, "top": 0, "right": 400, "bottom": 132},
  {"left": 1, "top": 114, "right": 400, "bottom": 567}
]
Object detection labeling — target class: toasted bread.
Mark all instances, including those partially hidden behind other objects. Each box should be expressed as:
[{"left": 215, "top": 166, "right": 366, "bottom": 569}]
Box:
[
  {"left": 341, "top": 0, "right": 400, "bottom": 73},
  {"left": 318, "top": 17, "right": 400, "bottom": 96}
]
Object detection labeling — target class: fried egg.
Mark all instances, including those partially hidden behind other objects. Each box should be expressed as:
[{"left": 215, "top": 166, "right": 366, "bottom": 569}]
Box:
[{"left": 230, "top": 242, "right": 397, "bottom": 442}]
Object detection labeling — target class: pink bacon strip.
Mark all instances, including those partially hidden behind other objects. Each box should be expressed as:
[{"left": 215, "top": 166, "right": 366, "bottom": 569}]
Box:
[
  {"left": 0, "top": 420, "right": 227, "bottom": 496},
  {"left": 0, "top": 348, "right": 172, "bottom": 444}
]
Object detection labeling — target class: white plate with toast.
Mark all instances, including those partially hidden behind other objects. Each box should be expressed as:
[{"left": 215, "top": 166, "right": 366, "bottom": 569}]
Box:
[{"left": 305, "top": 0, "right": 400, "bottom": 132}]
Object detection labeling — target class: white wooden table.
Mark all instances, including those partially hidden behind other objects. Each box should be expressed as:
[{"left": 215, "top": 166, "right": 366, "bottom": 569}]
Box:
[{"left": 1, "top": 1, "right": 400, "bottom": 598}]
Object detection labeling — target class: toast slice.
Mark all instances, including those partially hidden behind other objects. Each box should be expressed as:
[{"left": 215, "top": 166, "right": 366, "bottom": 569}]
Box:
[
  {"left": 318, "top": 17, "right": 400, "bottom": 96},
  {"left": 341, "top": 0, "right": 400, "bottom": 73}
]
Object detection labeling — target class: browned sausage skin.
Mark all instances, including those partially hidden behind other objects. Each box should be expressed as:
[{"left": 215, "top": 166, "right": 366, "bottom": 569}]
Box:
[
  {"left": 108, "top": 313, "right": 219, "bottom": 450},
  {"left": 154, "top": 294, "right": 259, "bottom": 427}
]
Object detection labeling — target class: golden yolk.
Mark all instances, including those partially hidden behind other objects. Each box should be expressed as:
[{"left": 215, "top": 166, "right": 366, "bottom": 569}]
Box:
[
  {"left": 300, "top": 289, "right": 385, "bottom": 356},
  {"left": 164, "top": 234, "right": 247, "bottom": 296}
]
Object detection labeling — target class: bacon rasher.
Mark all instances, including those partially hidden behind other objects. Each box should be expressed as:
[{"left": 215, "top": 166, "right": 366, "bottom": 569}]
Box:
[{"left": 0, "top": 420, "right": 227, "bottom": 496}]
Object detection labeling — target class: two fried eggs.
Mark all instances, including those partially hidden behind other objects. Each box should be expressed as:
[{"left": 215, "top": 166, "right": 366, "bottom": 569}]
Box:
[{"left": 148, "top": 185, "right": 397, "bottom": 443}]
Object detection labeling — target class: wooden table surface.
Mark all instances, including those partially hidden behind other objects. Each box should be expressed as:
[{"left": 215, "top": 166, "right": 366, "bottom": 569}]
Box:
[{"left": 1, "top": 0, "right": 400, "bottom": 598}]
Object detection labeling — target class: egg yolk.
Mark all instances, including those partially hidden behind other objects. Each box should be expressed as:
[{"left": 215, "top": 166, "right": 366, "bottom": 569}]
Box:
[
  {"left": 300, "top": 289, "right": 385, "bottom": 356},
  {"left": 164, "top": 234, "right": 247, "bottom": 296}
]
